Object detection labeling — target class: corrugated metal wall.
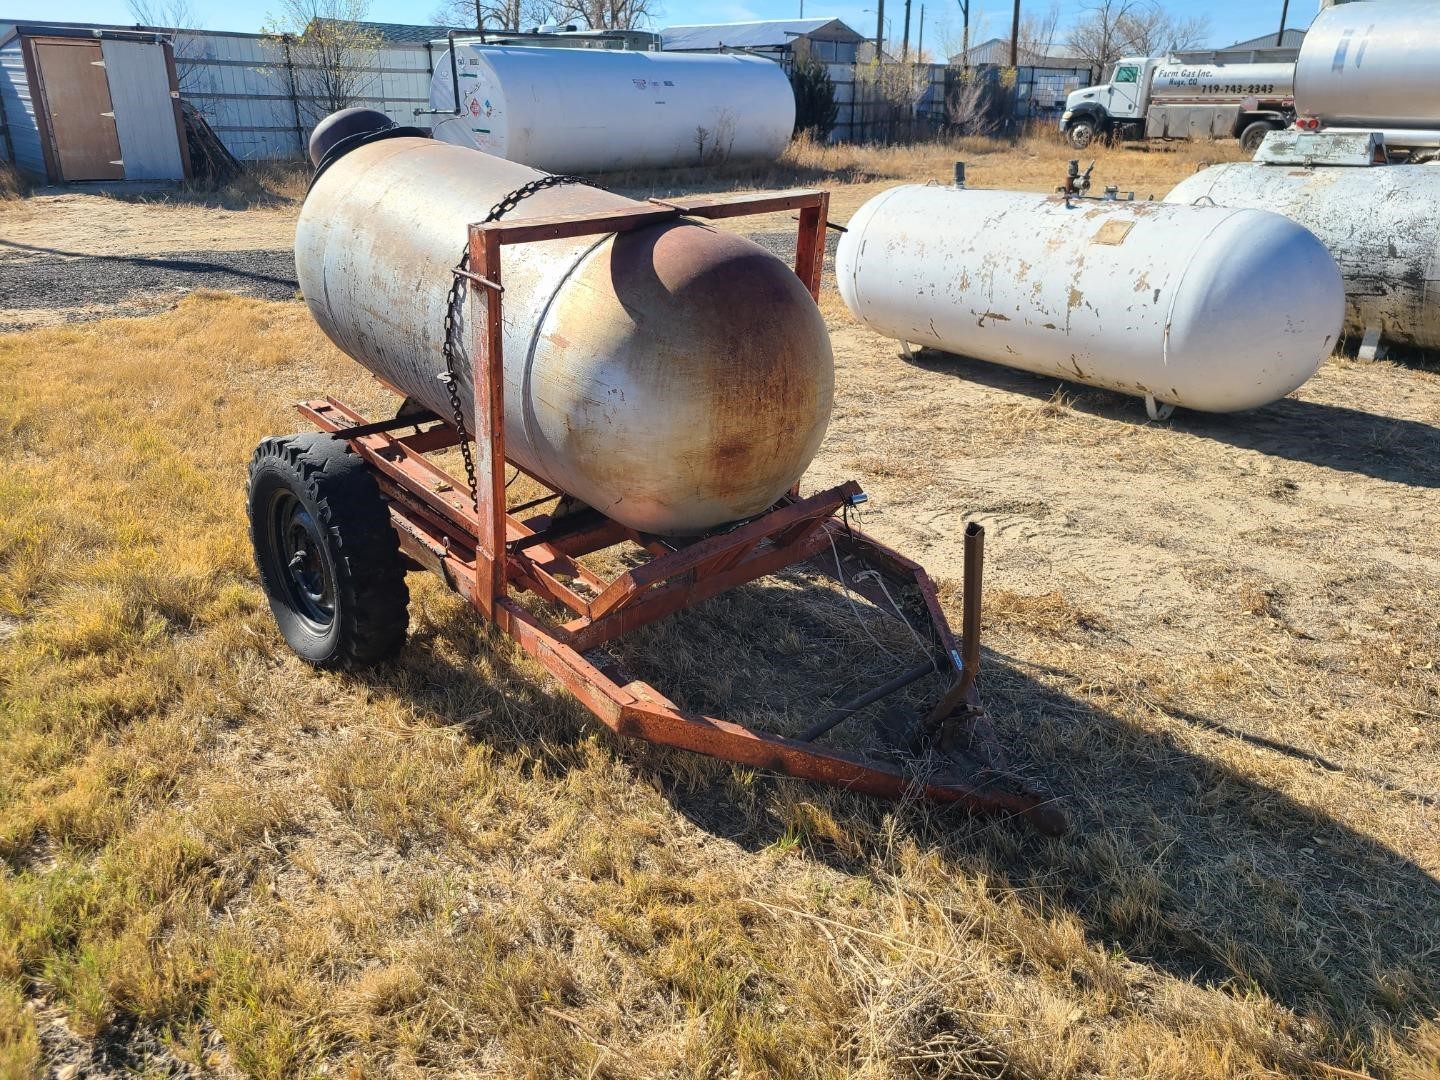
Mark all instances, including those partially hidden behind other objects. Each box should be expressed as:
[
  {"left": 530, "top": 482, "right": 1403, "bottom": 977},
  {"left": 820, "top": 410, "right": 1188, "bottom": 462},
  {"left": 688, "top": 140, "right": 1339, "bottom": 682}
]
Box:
[
  {"left": 175, "top": 32, "right": 435, "bottom": 160},
  {"left": 0, "top": 37, "right": 46, "bottom": 176},
  {"left": 101, "top": 39, "right": 187, "bottom": 179}
]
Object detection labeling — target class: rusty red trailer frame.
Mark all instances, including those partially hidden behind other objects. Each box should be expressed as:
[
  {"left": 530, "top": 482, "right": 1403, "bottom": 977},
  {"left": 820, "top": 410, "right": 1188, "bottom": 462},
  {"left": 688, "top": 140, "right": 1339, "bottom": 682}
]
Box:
[{"left": 300, "top": 188, "right": 1065, "bottom": 835}]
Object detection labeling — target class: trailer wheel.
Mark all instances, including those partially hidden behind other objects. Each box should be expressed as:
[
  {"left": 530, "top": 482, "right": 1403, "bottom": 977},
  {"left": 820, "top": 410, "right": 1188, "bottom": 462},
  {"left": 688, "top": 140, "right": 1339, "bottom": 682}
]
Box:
[
  {"left": 1067, "top": 120, "right": 1097, "bottom": 150},
  {"left": 1239, "top": 121, "right": 1275, "bottom": 154},
  {"left": 247, "top": 434, "right": 409, "bottom": 669}
]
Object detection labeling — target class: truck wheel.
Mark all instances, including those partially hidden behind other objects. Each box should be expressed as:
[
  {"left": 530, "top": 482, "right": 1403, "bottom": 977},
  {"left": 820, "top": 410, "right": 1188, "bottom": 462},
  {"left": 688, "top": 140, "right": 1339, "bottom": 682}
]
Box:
[
  {"left": 1067, "top": 120, "right": 1097, "bottom": 150},
  {"left": 1240, "top": 121, "right": 1275, "bottom": 154},
  {"left": 247, "top": 433, "right": 410, "bottom": 670}
]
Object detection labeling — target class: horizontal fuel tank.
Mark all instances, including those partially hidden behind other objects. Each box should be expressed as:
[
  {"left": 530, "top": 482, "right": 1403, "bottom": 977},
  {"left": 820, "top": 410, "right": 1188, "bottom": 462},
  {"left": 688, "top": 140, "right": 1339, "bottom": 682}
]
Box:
[
  {"left": 1167, "top": 162, "right": 1440, "bottom": 351},
  {"left": 295, "top": 135, "right": 833, "bottom": 535},
  {"left": 427, "top": 45, "right": 795, "bottom": 173},
  {"left": 1294, "top": 0, "right": 1440, "bottom": 130},
  {"left": 836, "top": 185, "right": 1344, "bottom": 414}
]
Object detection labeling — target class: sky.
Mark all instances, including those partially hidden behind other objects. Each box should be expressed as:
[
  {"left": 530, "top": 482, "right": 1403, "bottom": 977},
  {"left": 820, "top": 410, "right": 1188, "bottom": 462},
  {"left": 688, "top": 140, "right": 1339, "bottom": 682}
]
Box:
[{"left": 7, "top": 0, "right": 1316, "bottom": 54}]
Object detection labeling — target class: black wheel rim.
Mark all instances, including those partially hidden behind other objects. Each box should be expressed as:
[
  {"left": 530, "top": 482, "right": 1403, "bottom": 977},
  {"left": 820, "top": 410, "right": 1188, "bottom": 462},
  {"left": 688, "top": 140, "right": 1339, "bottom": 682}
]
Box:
[{"left": 268, "top": 490, "right": 335, "bottom": 631}]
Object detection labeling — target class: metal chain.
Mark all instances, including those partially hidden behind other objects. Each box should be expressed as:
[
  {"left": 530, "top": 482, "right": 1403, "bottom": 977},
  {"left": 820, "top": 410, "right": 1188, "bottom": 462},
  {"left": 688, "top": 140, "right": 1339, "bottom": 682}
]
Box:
[{"left": 440, "top": 174, "right": 599, "bottom": 502}]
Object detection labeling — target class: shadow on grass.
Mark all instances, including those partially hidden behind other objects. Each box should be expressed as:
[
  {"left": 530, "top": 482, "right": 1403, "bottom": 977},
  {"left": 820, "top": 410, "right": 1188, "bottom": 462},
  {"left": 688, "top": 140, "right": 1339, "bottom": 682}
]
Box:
[
  {"left": 360, "top": 570, "right": 1440, "bottom": 1045},
  {"left": 902, "top": 345, "right": 1440, "bottom": 489}
]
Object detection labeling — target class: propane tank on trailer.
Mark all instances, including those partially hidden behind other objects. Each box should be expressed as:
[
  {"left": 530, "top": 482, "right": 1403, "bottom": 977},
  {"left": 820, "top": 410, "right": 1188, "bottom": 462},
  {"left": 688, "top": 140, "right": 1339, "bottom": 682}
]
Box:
[
  {"left": 835, "top": 183, "right": 1344, "bottom": 415},
  {"left": 294, "top": 111, "right": 834, "bottom": 537},
  {"left": 1165, "top": 162, "right": 1440, "bottom": 353},
  {"left": 427, "top": 45, "right": 795, "bottom": 173}
]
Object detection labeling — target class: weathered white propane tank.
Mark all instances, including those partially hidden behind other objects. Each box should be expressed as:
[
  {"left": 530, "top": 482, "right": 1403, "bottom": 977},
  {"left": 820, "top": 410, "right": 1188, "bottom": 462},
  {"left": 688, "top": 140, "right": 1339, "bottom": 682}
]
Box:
[
  {"left": 427, "top": 45, "right": 795, "bottom": 173},
  {"left": 1165, "top": 164, "right": 1440, "bottom": 352},
  {"left": 295, "top": 121, "right": 833, "bottom": 536},
  {"left": 835, "top": 184, "right": 1345, "bottom": 414}
]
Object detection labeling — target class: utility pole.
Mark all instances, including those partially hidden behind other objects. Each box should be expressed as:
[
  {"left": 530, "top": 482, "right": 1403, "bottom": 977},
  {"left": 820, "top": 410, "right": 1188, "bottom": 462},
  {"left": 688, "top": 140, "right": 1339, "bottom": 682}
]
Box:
[
  {"left": 875, "top": 0, "right": 885, "bottom": 61},
  {"left": 1009, "top": 0, "right": 1021, "bottom": 66},
  {"left": 902, "top": 0, "right": 912, "bottom": 61},
  {"left": 958, "top": 0, "right": 969, "bottom": 67},
  {"left": 1275, "top": 0, "right": 1290, "bottom": 46},
  {"left": 917, "top": 3, "right": 924, "bottom": 59}
]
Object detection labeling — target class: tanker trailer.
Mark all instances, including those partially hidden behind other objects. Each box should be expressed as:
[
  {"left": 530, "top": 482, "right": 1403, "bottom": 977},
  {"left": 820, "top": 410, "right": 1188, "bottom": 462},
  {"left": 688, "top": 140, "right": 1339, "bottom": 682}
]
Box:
[
  {"left": 1293, "top": 0, "right": 1440, "bottom": 148},
  {"left": 1166, "top": 163, "right": 1440, "bottom": 355},
  {"left": 837, "top": 183, "right": 1344, "bottom": 417},
  {"left": 425, "top": 44, "right": 795, "bottom": 173},
  {"left": 1061, "top": 55, "right": 1294, "bottom": 152},
  {"left": 246, "top": 110, "right": 1065, "bottom": 834}
]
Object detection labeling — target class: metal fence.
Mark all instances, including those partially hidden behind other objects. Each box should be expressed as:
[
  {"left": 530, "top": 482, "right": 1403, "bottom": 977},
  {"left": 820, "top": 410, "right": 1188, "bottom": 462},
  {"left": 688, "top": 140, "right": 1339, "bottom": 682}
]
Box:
[
  {"left": 3, "top": 23, "right": 1100, "bottom": 167},
  {"left": 170, "top": 29, "right": 437, "bottom": 160}
]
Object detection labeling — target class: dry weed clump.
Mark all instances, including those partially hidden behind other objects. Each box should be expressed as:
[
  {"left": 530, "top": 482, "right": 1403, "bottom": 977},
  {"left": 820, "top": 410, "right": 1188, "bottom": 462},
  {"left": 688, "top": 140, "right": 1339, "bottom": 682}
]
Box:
[
  {"left": 88, "top": 160, "right": 311, "bottom": 211},
  {"left": 1, "top": 294, "right": 1437, "bottom": 1079},
  {"left": 0, "top": 161, "right": 29, "bottom": 201}
]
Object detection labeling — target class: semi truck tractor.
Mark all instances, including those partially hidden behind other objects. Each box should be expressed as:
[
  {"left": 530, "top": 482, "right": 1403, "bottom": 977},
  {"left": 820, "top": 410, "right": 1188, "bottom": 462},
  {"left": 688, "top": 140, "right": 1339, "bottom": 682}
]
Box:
[{"left": 1061, "top": 57, "right": 1295, "bottom": 151}]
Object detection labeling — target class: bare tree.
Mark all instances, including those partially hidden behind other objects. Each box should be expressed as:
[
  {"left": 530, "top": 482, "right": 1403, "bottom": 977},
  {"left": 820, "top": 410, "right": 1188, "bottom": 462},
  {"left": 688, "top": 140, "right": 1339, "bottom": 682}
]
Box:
[
  {"left": 541, "top": 0, "right": 660, "bottom": 30},
  {"left": 946, "top": 67, "right": 1000, "bottom": 134},
  {"left": 1067, "top": 0, "right": 1147, "bottom": 77},
  {"left": 858, "top": 55, "right": 932, "bottom": 141},
  {"left": 265, "top": 0, "right": 383, "bottom": 128},
  {"left": 1068, "top": 0, "right": 1209, "bottom": 76},
  {"left": 1117, "top": 7, "right": 1209, "bottom": 55},
  {"left": 1014, "top": 2, "right": 1060, "bottom": 64},
  {"left": 430, "top": 0, "right": 551, "bottom": 32},
  {"left": 128, "top": 0, "right": 208, "bottom": 94}
]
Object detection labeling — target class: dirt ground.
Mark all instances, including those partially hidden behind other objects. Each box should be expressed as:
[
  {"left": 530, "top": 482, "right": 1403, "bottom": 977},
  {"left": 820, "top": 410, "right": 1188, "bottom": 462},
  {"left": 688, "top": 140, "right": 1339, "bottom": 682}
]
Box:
[{"left": 1, "top": 136, "right": 1437, "bottom": 1078}]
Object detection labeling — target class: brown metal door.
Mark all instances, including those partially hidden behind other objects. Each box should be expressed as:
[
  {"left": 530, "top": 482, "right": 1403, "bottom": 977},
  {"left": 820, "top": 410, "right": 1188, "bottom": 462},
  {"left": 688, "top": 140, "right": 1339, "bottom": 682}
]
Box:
[{"left": 35, "top": 41, "right": 125, "bottom": 181}]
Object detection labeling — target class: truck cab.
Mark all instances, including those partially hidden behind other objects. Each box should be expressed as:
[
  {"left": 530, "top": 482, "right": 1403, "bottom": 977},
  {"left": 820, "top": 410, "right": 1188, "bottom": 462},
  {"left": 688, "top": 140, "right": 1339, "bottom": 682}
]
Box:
[{"left": 1061, "top": 57, "right": 1161, "bottom": 148}]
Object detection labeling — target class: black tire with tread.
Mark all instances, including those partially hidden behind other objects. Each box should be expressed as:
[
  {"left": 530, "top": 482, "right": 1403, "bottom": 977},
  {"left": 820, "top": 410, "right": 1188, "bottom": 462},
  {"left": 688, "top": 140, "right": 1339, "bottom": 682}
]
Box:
[
  {"left": 1067, "top": 120, "right": 1098, "bottom": 150},
  {"left": 1239, "top": 120, "right": 1275, "bottom": 154},
  {"left": 247, "top": 433, "right": 409, "bottom": 669}
]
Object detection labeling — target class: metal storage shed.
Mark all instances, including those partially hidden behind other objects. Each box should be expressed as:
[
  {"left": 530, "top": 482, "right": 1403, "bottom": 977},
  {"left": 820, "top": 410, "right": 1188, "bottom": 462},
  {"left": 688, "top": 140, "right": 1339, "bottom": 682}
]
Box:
[{"left": 0, "top": 24, "right": 189, "bottom": 182}]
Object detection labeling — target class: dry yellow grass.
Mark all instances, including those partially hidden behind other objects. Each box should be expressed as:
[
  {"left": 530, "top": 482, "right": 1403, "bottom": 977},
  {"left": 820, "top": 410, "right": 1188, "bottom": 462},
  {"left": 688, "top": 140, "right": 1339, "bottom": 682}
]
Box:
[
  {"left": 605, "top": 130, "right": 1250, "bottom": 225},
  {"left": 1, "top": 288, "right": 1437, "bottom": 1078},
  {"left": 0, "top": 161, "right": 29, "bottom": 202}
]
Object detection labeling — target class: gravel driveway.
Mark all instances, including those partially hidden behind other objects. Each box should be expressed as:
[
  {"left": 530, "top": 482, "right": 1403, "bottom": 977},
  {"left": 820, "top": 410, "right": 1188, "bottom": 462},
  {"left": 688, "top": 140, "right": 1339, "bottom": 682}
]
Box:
[
  {"left": 1, "top": 245, "right": 298, "bottom": 331},
  {"left": 0, "top": 228, "right": 838, "bottom": 333}
]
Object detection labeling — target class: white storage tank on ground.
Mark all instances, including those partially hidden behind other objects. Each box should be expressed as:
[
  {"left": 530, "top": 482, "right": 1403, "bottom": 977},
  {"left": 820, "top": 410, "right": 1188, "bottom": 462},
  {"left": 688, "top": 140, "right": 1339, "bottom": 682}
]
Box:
[
  {"left": 1166, "top": 163, "right": 1440, "bottom": 351},
  {"left": 428, "top": 45, "right": 795, "bottom": 173},
  {"left": 1294, "top": 0, "right": 1440, "bottom": 129},
  {"left": 836, "top": 185, "right": 1344, "bottom": 414}
]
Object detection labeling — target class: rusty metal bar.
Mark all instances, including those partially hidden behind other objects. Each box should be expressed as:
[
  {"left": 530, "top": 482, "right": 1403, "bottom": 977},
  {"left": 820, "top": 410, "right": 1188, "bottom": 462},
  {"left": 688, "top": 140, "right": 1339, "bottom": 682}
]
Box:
[
  {"left": 961, "top": 521, "right": 984, "bottom": 683},
  {"left": 469, "top": 224, "right": 508, "bottom": 614},
  {"left": 795, "top": 191, "right": 829, "bottom": 300},
  {"left": 479, "top": 205, "right": 680, "bottom": 247},
  {"left": 795, "top": 657, "right": 939, "bottom": 743},
  {"left": 299, "top": 399, "right": 478, "bottom": 530},
  {"left": 325, "top": 409, "right": 440, "bottom": 440},
  {"left": 647, "top": 190, "right": 825, "bottom": 218}
]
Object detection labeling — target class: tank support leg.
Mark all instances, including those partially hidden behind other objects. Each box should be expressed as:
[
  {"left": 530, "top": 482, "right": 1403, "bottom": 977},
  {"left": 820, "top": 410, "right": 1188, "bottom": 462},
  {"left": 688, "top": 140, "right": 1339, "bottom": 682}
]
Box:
[
  {"left": 1358, "top": 326, "right": 1385, "bottom": 362},
  {"left": 1145, "top": 394, "right": 1176, "bottom": 422}
]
